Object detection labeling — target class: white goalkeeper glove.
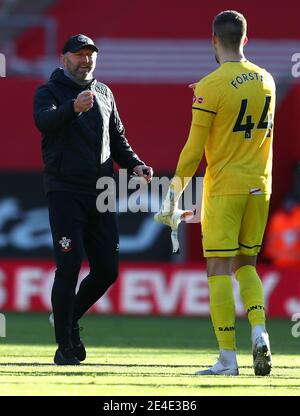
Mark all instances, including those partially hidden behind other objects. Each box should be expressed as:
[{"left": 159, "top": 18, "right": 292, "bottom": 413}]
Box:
[{"left": 154, "top": 187, "right": 194, "bottom": 253}]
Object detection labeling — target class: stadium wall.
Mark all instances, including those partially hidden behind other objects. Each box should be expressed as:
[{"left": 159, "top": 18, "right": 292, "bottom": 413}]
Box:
[
  {"left": 0, "top": 260, "right": 299, "bottom": 318},
  {"left": 15, "top": 0, "right": 300, "bottom": 59}
]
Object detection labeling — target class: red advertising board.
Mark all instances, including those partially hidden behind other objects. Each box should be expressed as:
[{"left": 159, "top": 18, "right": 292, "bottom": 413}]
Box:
[{"left": 0, "top": 261, "right": 299, "bottom": 318}]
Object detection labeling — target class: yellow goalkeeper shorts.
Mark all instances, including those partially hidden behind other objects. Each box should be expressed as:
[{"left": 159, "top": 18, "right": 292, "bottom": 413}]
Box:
[{"left": 201, "top": 193, "right": 270, "bottom": 258}]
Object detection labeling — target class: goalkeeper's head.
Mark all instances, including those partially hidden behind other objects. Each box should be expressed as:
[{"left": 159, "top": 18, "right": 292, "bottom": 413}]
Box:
[{"left": 212, "top": 10, "right": 248, "bottom": 63}]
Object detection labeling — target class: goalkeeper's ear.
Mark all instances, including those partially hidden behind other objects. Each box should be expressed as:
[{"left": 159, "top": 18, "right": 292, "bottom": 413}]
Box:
[{"left": 188, "top": 83, "right": 197, "bottom": 91}]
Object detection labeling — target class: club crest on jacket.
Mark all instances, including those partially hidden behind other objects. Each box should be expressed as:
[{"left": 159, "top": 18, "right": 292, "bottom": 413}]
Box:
[{"left": 59, "top": 236, "right": 72, "bottom": 252}]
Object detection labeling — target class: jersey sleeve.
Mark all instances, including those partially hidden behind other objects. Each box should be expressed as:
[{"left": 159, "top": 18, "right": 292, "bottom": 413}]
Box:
[
  {"left": 173, "top": 122, "right": 208, "bottom": 193},
  {"left": 192, "top": 77, "right": 219, "bottom": 127}
]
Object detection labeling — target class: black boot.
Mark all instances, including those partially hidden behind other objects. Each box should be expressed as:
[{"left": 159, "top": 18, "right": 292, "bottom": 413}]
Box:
[
  {"left": 54, "top": 346, "right": 80, "bottom": 365},
  {"left": 71, "top": 325, "right": 86, "bottom": 362}
]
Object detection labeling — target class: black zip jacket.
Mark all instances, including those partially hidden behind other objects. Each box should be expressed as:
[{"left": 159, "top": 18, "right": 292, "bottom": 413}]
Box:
[{"left": 33, "top": 68, "right": 144, "bottom": 194}]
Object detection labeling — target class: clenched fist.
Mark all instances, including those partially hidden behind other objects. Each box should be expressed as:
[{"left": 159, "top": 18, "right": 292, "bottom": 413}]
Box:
[{"left": 74, "top": 90, "right": 94, "bottom": 113}]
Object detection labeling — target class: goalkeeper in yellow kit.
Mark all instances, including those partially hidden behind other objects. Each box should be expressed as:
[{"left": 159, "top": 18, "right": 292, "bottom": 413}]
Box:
[{"left": 155, "top": 10, "right": 275, "bottom": 376}]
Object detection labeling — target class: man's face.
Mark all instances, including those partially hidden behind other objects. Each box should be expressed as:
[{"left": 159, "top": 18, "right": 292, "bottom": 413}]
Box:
[{"left": 61, "top": 47, "right": 97, "bottom": 80}]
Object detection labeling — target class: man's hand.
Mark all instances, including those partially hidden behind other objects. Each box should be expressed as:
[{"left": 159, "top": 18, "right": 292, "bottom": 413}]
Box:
[
  {"left": 154, "top": 208, "right": 194, "bottom": 230},
  {"left": 74, "top": 91, "right": 94, "bottom": 113},
  {"left": 133, "top": 165, "right": 153, "bottom": 184},
  {"left": 154, "top": 209, "right": 194, "bottom": 254},
  {"left": 154, "top": 186, "right": 183, "bottom": 228}
]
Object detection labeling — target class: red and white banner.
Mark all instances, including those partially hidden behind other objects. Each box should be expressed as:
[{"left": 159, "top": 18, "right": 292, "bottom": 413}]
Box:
[{"left": 0, "top": 260, "right": 299, "bottom": 318}]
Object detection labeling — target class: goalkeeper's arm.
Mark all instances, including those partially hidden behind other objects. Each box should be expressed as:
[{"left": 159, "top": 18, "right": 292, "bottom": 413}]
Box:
[
  {"left": 159, "top": 120, "right": 210, "bottom": 218},
  {"left": 154, "top": 121, "right": 210, "bottom": 252}
]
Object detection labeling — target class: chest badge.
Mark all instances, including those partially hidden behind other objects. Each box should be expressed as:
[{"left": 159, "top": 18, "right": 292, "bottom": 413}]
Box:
[{"left": 59, "top": 236, "right": 72, "bottom": 252}]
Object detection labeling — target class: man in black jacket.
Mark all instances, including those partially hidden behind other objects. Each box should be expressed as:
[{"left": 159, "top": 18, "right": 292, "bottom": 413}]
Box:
[{"left": 34, "top": 34, "right": 153, "bottom": 365}]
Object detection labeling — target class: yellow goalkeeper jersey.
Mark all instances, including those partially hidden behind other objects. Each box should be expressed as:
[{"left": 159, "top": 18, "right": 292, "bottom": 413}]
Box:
[{"left": 192, "top": 60, "right": 276, "bottom": 196}]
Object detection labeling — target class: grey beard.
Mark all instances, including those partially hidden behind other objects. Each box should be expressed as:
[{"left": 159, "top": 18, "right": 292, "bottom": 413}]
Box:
[{"left": 64, "top": 69, "right": 93, "bottom": 87}]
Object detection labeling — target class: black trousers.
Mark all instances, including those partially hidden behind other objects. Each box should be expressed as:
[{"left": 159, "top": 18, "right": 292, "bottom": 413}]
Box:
[{"left": 47, "top": 191, "right": 119, "bottom": 347}]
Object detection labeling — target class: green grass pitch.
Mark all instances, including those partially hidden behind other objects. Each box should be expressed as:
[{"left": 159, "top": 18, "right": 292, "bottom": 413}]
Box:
[{"left": 0, "top": 312, "right": 299, "bottom": 396}]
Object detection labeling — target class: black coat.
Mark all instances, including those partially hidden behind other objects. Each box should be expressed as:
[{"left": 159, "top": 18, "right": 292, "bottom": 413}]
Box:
[{"left": 33, "top": 68, "right": 143, "bottom": 194}]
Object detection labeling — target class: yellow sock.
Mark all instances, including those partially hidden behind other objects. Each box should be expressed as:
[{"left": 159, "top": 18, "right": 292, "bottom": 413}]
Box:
[
  {"left": 208, "top": 275, "right": 236, "bottom": 350},
  {"left": 235, "top": 265, "right": 265, "bottom": 328}
]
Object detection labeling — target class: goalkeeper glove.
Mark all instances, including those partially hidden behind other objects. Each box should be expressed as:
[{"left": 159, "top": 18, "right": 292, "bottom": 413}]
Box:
[{"left": 154, "top": 187, "right": 194, "bottom": 253}]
